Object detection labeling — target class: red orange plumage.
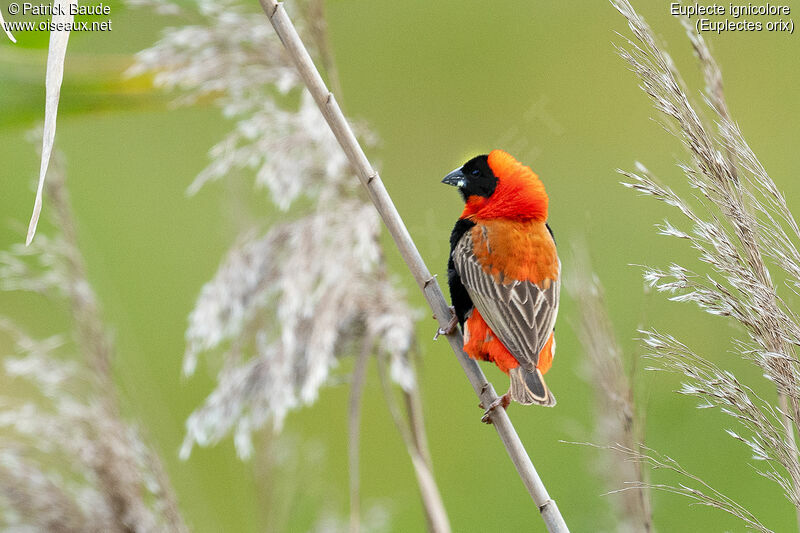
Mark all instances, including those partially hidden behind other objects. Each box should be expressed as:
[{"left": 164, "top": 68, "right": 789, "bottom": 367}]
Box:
[{"left": 443, "top": 150, "right": 560, "bottom": 416}]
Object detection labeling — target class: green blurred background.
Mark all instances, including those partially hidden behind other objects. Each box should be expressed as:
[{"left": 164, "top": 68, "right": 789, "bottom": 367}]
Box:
[{"left": 2, "top": 1, "right": 799, "bottom": 531}]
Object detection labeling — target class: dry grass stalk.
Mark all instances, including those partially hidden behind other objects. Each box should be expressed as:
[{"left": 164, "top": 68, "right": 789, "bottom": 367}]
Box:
[
  {"left": 348, "top": 339, "right": 372, "bottom": 533},
  {"left": 613, "top": 0, "right": 800, "bottom": 528},
  {"left": 567, "top": 246, "right": 652, "bottom": 532},
  {"left": 376, "top": 355, "right": 450, "bottom": 533},
  {"left": 253, "top": 434, "right": 390, "bottom": 533},
  {"left": 256, "top": 1, "right": 568, "bottom": 531}
]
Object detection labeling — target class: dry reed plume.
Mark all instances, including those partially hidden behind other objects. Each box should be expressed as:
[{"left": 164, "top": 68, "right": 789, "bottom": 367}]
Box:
[
  {"left": 613, "top": 0, "right": 800, "bottom": 529},
  {"left": 129, "top": 0, "right": 449, "bottom": 530},
  {"left": 0, "top": 141, "right": 188, "bottom": 532}
]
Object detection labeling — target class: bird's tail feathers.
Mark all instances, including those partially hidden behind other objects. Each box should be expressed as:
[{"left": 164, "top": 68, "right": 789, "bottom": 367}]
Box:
[{"left": 509, "top": 367, "right": 556, "bottom": 407}]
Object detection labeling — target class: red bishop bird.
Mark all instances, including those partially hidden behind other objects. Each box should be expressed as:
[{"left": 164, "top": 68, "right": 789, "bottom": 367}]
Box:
[{"left": 441, "top": 150, "right": 560, "bottom": 421}]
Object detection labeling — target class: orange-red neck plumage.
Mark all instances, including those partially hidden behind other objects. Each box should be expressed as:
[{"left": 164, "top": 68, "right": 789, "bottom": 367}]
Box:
[{"left": 460, "top": 150, "right": 548, "bottom": 222}]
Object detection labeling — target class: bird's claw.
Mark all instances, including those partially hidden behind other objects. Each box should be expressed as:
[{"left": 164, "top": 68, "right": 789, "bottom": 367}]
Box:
[
  {"left": 479, "top": 394, "right": 510, "bottom": 424},
  {"left": 433, "top": 306, "right": 457, "bottom": 340}
]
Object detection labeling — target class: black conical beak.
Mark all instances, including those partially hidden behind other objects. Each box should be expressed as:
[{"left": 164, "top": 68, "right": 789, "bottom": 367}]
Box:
[{"left": 442, "top": 168, "right": 466, "bottom": 188}]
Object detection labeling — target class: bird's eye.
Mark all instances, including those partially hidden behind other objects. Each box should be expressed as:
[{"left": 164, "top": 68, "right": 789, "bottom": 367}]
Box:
[{"left": 470, "top": 169, "right": 481, "bottom": 177}]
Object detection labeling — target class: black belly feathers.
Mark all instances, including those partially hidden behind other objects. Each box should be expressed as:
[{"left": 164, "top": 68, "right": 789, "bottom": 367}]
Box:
[{"left": 447, "top": 218, "right": 476, "bottom": 328}]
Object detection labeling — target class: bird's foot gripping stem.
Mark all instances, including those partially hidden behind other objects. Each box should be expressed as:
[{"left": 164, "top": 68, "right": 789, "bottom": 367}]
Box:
[
  {"left": 433, "top": 306, "right": 457, "bottom": 340},
  {"left": 479, "top": 393, "right": 510, "bottom": 424}
]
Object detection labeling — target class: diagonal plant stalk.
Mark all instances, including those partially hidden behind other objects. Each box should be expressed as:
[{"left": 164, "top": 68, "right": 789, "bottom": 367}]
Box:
[
  {"left": 376, "top": 355, "right": 450, "bottom": 533},
  {"left": 404, "top": 375, "right": 434, "bottom": 473},
  {"left": 257, "top": 1, "right": 568, "bottom": 531},
  {"left": 350, "top": 336, "right": 447, "bottom": 533}
]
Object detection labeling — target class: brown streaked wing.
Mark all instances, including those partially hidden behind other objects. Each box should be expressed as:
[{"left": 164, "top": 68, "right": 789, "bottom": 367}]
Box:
[{"left": 452, "top": 229, "right": 560, "bottom": 372}]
